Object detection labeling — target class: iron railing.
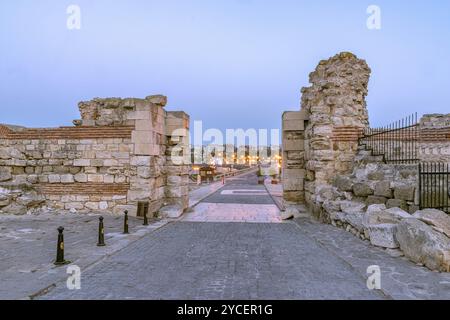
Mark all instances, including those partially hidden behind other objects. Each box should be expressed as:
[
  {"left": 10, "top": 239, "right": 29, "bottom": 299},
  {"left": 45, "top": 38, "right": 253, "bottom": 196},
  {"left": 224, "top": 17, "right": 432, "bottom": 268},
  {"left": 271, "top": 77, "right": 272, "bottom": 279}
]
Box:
[
  {"left": 419, "top": 162, "right": 450, "bottom": 214},
  {"left": 359, "top": 113, "right": 419, "bottom": 164}
]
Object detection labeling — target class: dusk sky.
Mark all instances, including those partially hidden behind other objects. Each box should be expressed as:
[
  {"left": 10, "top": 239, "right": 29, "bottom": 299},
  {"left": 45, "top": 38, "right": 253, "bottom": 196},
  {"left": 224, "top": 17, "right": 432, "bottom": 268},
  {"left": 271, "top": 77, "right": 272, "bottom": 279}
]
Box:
[{"left": 1, "top": 1, "right": 450, "bottom": 137}]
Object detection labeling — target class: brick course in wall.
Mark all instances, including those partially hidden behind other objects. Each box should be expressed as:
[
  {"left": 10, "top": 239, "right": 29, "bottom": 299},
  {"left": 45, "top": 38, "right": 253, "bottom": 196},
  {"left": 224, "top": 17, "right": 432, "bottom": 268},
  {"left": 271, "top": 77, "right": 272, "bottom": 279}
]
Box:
[{"left": 419, "top": 114, "right": 450, "bottom": 163}]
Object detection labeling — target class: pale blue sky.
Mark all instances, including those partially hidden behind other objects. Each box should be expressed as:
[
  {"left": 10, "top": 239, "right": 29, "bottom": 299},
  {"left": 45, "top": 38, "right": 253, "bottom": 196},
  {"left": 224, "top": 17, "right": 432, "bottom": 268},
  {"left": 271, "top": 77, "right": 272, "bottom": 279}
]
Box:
[{"left": 1, "top": 0, "right": 449, "bottom": 134}]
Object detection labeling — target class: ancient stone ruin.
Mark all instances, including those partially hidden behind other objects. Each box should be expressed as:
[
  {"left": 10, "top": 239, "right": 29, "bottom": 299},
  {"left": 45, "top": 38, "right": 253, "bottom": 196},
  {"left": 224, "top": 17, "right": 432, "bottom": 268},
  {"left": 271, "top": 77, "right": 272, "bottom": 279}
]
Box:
[
  {"left": 282, "top": 52, "right": 450, "bottom": 272},
  {"left": 0, "top": 95, "right": 190, "bottom": 218}
]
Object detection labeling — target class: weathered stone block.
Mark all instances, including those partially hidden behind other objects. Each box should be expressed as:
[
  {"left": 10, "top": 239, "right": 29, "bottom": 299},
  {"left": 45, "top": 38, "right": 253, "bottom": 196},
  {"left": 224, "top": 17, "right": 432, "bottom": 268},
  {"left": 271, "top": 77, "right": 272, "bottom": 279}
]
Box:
[
  {"left": 48, "top": 174, "right": 61, "bottom": 184},
  {"left": 26, "top": 175, "right": 39, "bottom": 184},
  {"left": 127, "top": 110, "right": 151, "bottom": 120},
  {"left": 165, "top": 186, "right": 188, "bottom": 198},
  {"left": 91, "top": 159, "right": 104, "bottom": 167},
  {"left": 131, "top": 131, "right": 154, "bottom": 145},
  {"left": 283, "top": 110, "right": 308, "bottom": 121},
  {"left": 99, "top": 201, "right": 108, "bottom": 210},
  {"left": 0, "top": 167, "right": 12, "bottom": 182},
  {"left": 344, "top": 211, "right": 365, "bottom": 232},
  {"left": 413, "top": 209, "right": 450, "bottom": 238},
  {"left": 364, "top": 205, "right": 411, "bottom": 227},
  {"left": 366, "top": 195, "right": 387, "bottom": 205},
  {"left": 12, "top": 167, "right": 25, "bottom": 175},
  {"left": 128, "top": 190, "right": 150, "bottom": 201},
  {"left": 60, "top": 174, "right": 74, "bottom": 184},
  {"left": 85, "top": 202, "right": 99, "bottom": 210},
  {"left": 369, "top": 224, "right": 399, "bottom": 249},
  {"left": 73, "top": 159, "right": 91, "bottom": 167},
  {"left": 135, "top": 119, "right": 153, "bottom": 131},
  {"left": 340, "top": 201, "right": 366, "bottom": 214},
  {"left": 104, "top": 175, "right": 114, "bottom": 183},
  {"left": 87, "top": 174, "right": 104, "bottom": 183},
  {"left": 167, "top": 175, "right": 182, "bottom": 186},
  {"left": 130, "top": 156, "right": 151, "bottom": 166},
  {"left": 394, "top": 185, "right": 415, "bottom": 201},
  {"left": 65, "top": 202, "right": 84, "bottom": 210},
  {"left": 146, "top": 95, "right": 167, "bottom": 106},
  {"left": 103, "top": 159, "right": 119, "bottom": 167},
  {"left": 283, "top": 169, "right": 305, "bottom": 179},
  {"left": 352, "top": 183, "right": 373, "bottom": 197},
  {"left": 136, "top": 166, "right": 154, "bottom": 179},
  {"left": 158, "top": 204, "right": 184, "bottom": 218},
  {"left": 283, "top": 178, "right": 304, "bottom": 191},
  {"left": 397, "top": 218, "right": 450, "bottom": 272},
  {"left": 333, "top": 175, "right": 353, "bottom": 192},
  {"left": 283, "top": 119, "right": 305, "bottom": 131},
  {"left": 74, "top": 173, "right": 88, "bottom": 183},
  {"left": 386, "top": 199, "right": 408, "bottom": 211},
  {"left": 135, "top": 143, "right": 159, "bottom": 156},
  {"left": 283, "top": 139, "right": 305, "bottom": 151},
  {"left": 374, "top": 181, "right": 392, "bottom": 198},
  {"left": 0, "top": 195, "right": 11, "bottom": 207},
  {"left": 84, "top": 167, "right": 97, "bottom": 174},
  {"left": 283, "top": 190, "right": 305, "bottom": 203}
]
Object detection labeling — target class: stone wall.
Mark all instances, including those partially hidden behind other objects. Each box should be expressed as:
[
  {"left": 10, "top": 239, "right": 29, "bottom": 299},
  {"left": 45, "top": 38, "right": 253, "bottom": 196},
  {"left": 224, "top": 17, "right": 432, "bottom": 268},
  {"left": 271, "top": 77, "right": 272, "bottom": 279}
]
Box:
[
  {"left": 0, "top": 95, "right": 189, "bottom": 217},
  {"left": 419, "top": 114, "right": 450, "bottom": 163}
]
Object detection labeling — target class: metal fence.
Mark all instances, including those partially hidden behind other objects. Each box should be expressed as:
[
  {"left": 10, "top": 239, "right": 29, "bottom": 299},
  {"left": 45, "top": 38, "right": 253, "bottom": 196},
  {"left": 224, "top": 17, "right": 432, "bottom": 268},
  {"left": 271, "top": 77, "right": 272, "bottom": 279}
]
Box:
[
  {"left": 419, "top": 162, "right": 450, "bottom": 214},
  {"left": 359, "top": 113, "right": 419, "bottom": 164}
]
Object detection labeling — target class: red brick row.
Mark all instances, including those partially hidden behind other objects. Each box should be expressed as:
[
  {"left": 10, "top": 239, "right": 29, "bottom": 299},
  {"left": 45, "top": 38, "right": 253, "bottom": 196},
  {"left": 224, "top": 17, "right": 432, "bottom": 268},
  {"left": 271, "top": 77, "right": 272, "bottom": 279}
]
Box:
[
  {"left": 37, "top": 183, "right": 130, "bottom": 195},
  {"left": 331, "top": 126, "right": 364, "bottom": 142},
  {"left": 2, "top": 126, "right": 134, "bottom": 140}
]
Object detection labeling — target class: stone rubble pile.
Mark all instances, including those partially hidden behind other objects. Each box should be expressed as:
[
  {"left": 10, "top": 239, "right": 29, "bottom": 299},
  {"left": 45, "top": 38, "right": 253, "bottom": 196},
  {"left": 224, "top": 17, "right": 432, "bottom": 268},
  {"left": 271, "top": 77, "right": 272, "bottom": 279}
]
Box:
[{"left": 321, "top": 149, "right": 450, "bottom": 272}]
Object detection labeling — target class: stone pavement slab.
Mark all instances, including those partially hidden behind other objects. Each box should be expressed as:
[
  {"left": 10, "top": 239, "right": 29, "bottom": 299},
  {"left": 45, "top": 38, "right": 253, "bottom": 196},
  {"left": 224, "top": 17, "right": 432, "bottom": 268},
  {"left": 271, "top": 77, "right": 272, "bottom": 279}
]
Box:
[
  {"left": 201, "top": 185, "right": 275, "bottom": 205},
  {"left": 187, "top": 170, "right": 258, "bottom": 209},
  {"left": 188, "top": 181, "right": 225, "bottom": 208},
  {"left": 292, "top": 217, "right": 450, "bottom": 300},
  {"left": 0, "top": 213, "right": 170, "bottom": 299},
  {"left": 182, "top": 203, "right": 281, "bottom": 223},
  {"left": 39, "top": 222, "right": 385, "bottom": 300}
]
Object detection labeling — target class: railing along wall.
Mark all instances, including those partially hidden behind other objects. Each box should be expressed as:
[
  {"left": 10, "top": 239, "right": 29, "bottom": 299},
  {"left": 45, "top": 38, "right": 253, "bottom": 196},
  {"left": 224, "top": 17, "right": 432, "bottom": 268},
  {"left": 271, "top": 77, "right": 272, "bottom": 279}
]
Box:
[
  {"left": 419, "top": 162, "right": 450, "bottom": 214},
  {"left": 359, "top": 113, "right": 419, "bottom": 164}
]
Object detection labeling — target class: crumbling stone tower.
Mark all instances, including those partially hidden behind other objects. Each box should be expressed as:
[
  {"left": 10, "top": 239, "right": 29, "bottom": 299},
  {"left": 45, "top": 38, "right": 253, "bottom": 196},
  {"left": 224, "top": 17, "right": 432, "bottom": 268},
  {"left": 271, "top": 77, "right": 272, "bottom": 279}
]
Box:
[{"left": 283, "top": 52, "right": 371, "bottom": 215}]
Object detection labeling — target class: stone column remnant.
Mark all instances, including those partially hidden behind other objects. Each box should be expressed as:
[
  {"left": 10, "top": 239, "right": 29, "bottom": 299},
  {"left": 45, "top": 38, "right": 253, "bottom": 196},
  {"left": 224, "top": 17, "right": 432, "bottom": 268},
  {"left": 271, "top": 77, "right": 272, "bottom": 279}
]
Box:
[
  {"left": 282, "top": 52, "right": 371, "bottom": 217},
  {"left": 282, "top": 110, "right": 308, "bottom": 204},
  {"left": 303, "top": 52, "right": 371, "bottom": 216}
]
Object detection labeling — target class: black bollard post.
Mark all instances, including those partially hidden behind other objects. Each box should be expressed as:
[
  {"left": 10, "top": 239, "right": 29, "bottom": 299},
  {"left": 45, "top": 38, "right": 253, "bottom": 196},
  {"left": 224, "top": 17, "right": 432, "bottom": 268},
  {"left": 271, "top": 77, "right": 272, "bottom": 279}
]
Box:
[
  {"left": 97, "top": 216, "right": 106, "bottom": 247},
  {"left": 143, "top": 209, "right": 149, "bottom": 226},
  {"left": 123, "top": 210, "right": 129, "bottom": 234},
  {"left": 54, "top": 226, "right": 70, "bottom": 266}
]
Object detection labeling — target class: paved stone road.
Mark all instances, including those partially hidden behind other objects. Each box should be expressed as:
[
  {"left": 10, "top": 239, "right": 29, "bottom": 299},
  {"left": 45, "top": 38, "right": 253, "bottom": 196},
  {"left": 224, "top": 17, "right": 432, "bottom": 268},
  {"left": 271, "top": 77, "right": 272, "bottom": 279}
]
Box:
[
  {"left": 183, "top": 171, "right": 282, "bottom": 223},
  {"left": 40, "top": 171, "right": 384, "bottom": 300},
  {"left": 4, "top": 170, "right": 450, "bottom": 300},
  {"left": 41, "top": 221, "right": 384, "bottom": 300},
  {"left": 0, "top": 213, "right": 169, "bottom": 299}
]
